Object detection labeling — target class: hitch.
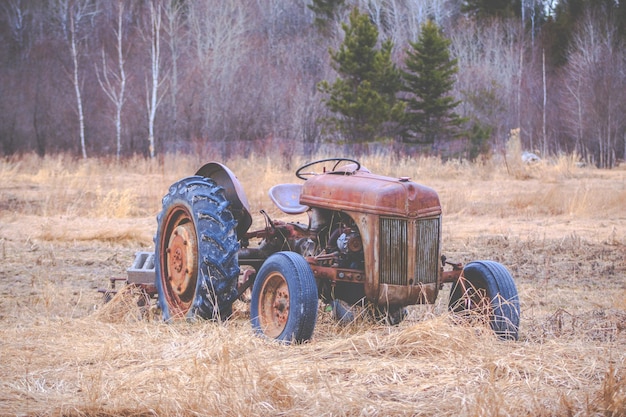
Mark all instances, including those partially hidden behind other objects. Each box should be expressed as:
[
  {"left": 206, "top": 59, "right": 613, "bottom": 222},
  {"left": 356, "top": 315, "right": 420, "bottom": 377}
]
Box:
[
  {"left": 98, "top": 251, "right": 157, "bottom": 302},
  {"left": 440, "top": 255, "right": 464, "bottom": 284}
]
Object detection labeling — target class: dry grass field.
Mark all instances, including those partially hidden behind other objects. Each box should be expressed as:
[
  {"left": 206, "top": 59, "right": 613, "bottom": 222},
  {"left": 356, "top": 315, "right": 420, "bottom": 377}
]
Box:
[{"left": 0, "top": 151, "right": 625, "bottom": 416}]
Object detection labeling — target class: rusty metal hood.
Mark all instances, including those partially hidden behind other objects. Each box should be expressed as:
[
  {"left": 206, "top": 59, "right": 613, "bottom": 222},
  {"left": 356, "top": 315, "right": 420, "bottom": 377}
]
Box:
[{"left": 299, "top": 170, "right": 441, "bottom": 218}]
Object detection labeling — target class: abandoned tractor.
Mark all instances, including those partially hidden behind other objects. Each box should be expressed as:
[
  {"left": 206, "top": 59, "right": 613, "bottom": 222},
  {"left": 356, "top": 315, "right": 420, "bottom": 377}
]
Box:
[{"left": 135, "top": 158, "right": 520, "bottom": 343}]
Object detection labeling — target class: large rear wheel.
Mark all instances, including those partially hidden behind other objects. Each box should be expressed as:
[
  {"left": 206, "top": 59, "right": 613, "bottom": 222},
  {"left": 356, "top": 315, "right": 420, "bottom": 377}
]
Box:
[
  {"left": 155, "top": 176, "right": 239, "bottom": 321},
  {"left": 449, "top": 261, "right": 520, "bottom": 340},
  {"left": 250, "top": 252, "right": 318, "bottom": 343}
]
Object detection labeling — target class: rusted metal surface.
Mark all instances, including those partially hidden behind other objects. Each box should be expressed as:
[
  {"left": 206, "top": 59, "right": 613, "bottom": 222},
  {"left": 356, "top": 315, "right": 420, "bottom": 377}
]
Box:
[
  {"left": 257, "top": 271, "right": 290, "bottom": 338},
  {"left": 300, "top": 170, "right": 442, "bottom": 219},
  {"left": 377, "top": 282, "right": 438, "bottom": 306},
  {"left": 98, "top": 279, "right": 157, "bottom": 302},
  {"left": 243, "top": 220, "right": 307, "bottom": 243},
  {"left": 440, "top": 257, "right": 464, "bottom": 283},
  {"left": 166, "top": 222, "right": 197, "bottom": 301},
  {"left": 308, "top": 263, "right": 365, "bottom": 283},
  {"left": 146, "top": 159, "right": 454, "bottom": 317},
  {"left": 340, "top": 211, "right": 441, "bottom": 307},
  {"left": 378, "top": 216, "right": 440, "bottom": 286},
  {"left": 158, "top": 204, "right": 198, "bottom": 317},
  {"left": 296, "top": 169, "right": 444, "bottom": 308},
  {"left": 441, "top": 268, "right": 463, "bottom": 284}
]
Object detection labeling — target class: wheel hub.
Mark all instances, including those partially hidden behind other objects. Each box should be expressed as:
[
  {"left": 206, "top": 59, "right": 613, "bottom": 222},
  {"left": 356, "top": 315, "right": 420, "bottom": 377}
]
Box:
[
  {"left": 259, "top": 273, "right": 290, "bottom": 338},
  {"left": 166, "top": 223, "right": 197, "bottom": 299}
]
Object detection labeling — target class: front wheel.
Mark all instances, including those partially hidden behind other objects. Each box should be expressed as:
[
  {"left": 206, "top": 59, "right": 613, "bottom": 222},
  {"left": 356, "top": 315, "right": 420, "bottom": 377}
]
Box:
[
  {"left": 449, "top": 261, "right": 520, "bottom": 340},
  {"left": 250, "top": 252, "right": 318, "bottom": 343}
]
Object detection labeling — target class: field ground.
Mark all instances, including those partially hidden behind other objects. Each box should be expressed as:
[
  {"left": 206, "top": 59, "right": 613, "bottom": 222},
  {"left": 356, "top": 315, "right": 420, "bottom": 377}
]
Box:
[{"left": 0, "top": 153, "right": 625, "bottom": 416}]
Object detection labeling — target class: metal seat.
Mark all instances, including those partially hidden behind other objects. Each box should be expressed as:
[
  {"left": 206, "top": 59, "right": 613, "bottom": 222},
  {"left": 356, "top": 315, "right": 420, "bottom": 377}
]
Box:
[{"left": 268, "top": 183, "right": 310, "bottom": 214}]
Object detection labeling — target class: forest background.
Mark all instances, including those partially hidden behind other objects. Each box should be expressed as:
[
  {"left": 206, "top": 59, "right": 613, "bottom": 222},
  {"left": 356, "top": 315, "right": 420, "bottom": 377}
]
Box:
[{"left": 1, "top": 0, "right": 625, "bottom": 168}]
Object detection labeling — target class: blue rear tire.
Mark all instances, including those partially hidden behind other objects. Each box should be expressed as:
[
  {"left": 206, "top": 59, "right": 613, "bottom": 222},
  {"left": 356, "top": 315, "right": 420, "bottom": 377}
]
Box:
[{"left": 155, "top": 176, "right": 239, "bottom": 321}]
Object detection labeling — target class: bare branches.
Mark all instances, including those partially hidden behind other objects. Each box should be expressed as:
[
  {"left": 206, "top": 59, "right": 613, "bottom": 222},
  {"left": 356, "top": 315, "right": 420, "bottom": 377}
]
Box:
[
  {"left": 2, "top": 0, "right": 29, "bottom": 53},
  {"left": 145, "top": 0, "right": 166, "bottom": 159},
  {"left": 95, "top": 0, "right": 127, "bottom": 161},
  {"left": 563, "top": 11, "right": 626, "bottom": 168},
  {"left": 0, "top": 1, "right": 624, "bottom": 164}
]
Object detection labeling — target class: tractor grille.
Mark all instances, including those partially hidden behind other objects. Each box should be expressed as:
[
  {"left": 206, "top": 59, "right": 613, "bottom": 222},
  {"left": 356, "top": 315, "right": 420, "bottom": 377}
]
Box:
[
  {"left": 414, "top": 217, "right": 441, "bottom": 285},
  {"left": 379, "top": 218, "right": 408, "bottom": 286},
  {"left": 379, "top": 216, "right": 440, "bottom": 286}
]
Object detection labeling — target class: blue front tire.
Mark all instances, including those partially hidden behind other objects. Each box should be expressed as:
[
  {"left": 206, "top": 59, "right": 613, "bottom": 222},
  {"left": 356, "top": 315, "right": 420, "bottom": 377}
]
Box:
[
  {"left": 250, "top": 252, "right": 318, "bottom": 343},
  {"left": 449, "top": 261, "right": 520, "bottom": 340}
]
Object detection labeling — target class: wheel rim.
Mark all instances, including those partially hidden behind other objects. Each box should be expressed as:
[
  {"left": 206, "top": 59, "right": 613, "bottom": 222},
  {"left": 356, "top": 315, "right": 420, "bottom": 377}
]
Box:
[
  {"left": 258, "top": 272, "right": 290, "bottom": 338},
  {"left": 159, "top": 205, "right": 198, "bottom": 318}
]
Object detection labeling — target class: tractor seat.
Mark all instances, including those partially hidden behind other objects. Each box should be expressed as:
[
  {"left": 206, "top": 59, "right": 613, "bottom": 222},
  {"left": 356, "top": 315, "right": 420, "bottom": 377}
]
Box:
[{"left": 268, "top": 183, "right": 310, "bottom": 214}]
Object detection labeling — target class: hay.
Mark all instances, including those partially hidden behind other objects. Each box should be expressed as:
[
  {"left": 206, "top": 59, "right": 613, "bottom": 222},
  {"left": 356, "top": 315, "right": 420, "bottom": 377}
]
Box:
[
  {"left": 1, "top": 295, "right": 624, "bottom": 416},
  {"left": 0, "top": 153, "right": 624, "bottom": 416}
]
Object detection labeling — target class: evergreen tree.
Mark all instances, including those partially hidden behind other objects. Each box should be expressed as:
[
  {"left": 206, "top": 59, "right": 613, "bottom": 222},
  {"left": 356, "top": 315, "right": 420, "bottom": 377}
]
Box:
[
  {"left": 401, "top": 20, "right": 465, "bottom": 145},
  {"left": 462, "top": 0, "right": 521, "bottom": 19},
  {"left": 308, "top": 0, "right": 346, "bottom": 34},
  {"left": 544, "top": 0, "right": 626, "bottom": 67},
  {"left": 318, "top": 8, "right": 404, "bottom": 142},
  {"left": 542, "top": 0, "right": 588, "bottom": 66}
]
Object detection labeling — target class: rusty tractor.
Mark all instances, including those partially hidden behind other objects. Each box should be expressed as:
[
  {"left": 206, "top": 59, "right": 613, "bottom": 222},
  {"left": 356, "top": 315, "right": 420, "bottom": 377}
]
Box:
[{"left": 117, "top": 158, "right": 520, "bottom": 343}]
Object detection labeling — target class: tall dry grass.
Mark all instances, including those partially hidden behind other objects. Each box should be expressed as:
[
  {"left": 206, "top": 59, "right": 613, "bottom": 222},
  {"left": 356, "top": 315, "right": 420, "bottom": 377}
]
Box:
[
  {"left": 0, "top": 152, "right": 625, "bottom": 416},
  {"left": 1, "top": 151, "right": 624, "bottom": 223}
]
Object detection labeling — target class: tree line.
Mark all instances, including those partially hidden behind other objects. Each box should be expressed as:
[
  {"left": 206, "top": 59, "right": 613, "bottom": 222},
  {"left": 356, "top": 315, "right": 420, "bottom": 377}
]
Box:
[{"left": 0, "top": 0, "right": 624, "bottom": 167}]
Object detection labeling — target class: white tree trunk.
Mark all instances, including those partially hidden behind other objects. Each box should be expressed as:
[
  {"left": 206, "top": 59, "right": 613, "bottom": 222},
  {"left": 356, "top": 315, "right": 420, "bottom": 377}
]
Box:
[
  {"left": 115, "top": 2, "right": 126, "bottom": 160},
  {"left": 146, "top": 0, "right": 162, "bottom": 159},
  {"left": 70, "top": 12, "right": 87, "bottom": 159},
  {"left": 542, "top": 49, "right": 547, "bottom": 157},
  {"left": 163, "top": 1, "right": 184, "bottom": 138},
  {"left": 95, "top": 1, "right": 126, "bottom": 160}
]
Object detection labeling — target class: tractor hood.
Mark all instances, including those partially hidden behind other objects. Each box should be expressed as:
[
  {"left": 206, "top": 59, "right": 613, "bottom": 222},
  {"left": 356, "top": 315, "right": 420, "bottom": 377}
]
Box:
[{"left": 299, "top": 170, "right": 441, "bottom": 218}]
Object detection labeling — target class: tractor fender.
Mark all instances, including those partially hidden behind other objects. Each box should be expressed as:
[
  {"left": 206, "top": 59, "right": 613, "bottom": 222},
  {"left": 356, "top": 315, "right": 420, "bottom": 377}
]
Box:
[{"left": 195, "top": 162, "right": 253, "bottom": 238}]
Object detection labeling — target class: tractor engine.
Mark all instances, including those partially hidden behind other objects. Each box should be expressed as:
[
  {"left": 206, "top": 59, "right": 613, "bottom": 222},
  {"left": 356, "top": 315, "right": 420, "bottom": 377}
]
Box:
[
  {"left": 317, "top": 214, "right": 364, "bottom": 271},
  {"left": 299, "top": 168, "right": 444, "bottom": 308}
]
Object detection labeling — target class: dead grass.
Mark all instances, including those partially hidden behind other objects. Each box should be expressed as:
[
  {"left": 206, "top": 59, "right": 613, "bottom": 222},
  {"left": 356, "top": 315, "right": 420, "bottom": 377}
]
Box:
[
  {"left": 0, "top": 152, "right": 624, "bottom": 416},
  {"left": 2, "top": 306, "right": 624, "bottom": 416}
]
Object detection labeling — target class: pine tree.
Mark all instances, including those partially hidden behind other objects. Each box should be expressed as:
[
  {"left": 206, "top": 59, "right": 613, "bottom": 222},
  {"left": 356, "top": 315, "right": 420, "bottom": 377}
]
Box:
[
  {"left": 544, "top": 0, "right": 626, "bottom": 67},
  {"left": 462, "top": 0, "right": 520, "bottom": 19},
  {"left": 308, "top": 0, "right": 345, "bottom": 34},
  {"left": 401, "top": 20, "right": 465, "bottom": 145},
  {"left": 318, "top": 8, "right": 404, "bottom": 142}
]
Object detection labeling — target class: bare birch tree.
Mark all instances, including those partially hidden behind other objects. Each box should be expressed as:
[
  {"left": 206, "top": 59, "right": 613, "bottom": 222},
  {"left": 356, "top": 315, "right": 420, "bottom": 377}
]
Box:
[
  {"left": 563, "top": 11, "right": 625, "bottom": 168},
  {"left": 146, "top": 0, "right": 164, "bottom": 158},
  {"left": 449, "top": 18, "right": 522, "bottom": 145},
  {"left": 51, "top": 0, "right": 97, "bottom": 159},
  {"left": 352, "top": 0, "right": 458, "bottom": 48},
  {"left": 2, "top": 0, "right": 29, "bottom": 55},
  {"left": 162, "top": 0, "right": 186, "bottom": 139},
  {"left": 187, "top": 1, "right": 248, "bottom": 139},
  {"left": 96, "top": 0, "right": 127, "bottom": 160}
]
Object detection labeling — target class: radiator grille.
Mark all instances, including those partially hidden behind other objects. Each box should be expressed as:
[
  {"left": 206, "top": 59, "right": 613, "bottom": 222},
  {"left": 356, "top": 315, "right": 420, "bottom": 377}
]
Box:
[
  {"left": 414, "top": 217, "right": 440, "bottom": 285},
  {"left": 379, "top": 218, "right": 408, "bottom": 285},
  {"left": 379, "top": 217, "right": 440, "bottom": 286}
]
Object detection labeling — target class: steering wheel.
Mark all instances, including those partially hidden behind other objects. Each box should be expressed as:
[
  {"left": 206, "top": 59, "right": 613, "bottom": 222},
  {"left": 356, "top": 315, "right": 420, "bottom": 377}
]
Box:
[{"left": 295, "top": 158, "right": 361, "bottom": 180}]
